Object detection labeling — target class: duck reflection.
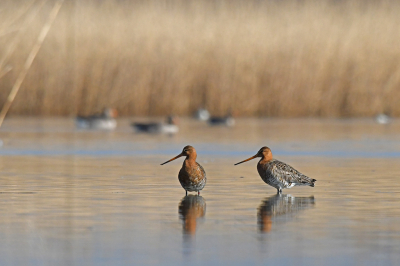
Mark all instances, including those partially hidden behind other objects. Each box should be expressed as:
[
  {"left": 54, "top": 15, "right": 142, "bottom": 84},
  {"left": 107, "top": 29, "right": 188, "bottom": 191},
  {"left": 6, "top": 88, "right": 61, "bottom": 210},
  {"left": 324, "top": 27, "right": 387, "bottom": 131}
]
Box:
[
  {"left": 257, "top": 193, "right": 315, "bottom": 233},
  {"left": 179, "top": 195, "right": 206, "bottom": 236}
]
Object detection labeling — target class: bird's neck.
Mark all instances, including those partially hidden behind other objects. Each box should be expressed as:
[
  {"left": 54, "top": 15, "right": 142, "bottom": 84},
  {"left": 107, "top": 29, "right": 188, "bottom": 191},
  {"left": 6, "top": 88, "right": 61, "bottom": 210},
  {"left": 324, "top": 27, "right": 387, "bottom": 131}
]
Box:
[
  {"left": 184, "top": 154, "right": 197, "bottom": 166},
  {"left": 259, "top": 154, "right": 272, "bottom": 164}
]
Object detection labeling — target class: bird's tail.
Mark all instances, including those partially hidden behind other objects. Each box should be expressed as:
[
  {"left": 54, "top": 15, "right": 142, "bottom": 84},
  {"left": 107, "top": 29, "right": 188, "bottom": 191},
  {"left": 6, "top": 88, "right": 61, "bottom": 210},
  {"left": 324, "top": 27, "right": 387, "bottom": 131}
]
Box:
[{"left": 301, "top": 177, "right": 316, "bottom": 187}]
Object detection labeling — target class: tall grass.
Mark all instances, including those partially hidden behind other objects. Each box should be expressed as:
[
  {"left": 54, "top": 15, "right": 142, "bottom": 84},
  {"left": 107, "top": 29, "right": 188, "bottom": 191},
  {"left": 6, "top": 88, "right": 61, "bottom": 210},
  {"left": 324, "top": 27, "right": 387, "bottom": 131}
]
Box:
[{"left": 1, "top": 0, "right": 400, "bottom": 117}]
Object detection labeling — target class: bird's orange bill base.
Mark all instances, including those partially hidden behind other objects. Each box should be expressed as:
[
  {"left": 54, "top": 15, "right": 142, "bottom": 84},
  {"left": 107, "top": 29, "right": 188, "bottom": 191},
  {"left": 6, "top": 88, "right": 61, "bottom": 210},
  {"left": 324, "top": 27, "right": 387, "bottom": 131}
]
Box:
[
  {"left": 234, "top": 155, "right": 258, "bottom": 165},
  {"left": 161, "top": 154, "right": 183, "bottom": 165}
]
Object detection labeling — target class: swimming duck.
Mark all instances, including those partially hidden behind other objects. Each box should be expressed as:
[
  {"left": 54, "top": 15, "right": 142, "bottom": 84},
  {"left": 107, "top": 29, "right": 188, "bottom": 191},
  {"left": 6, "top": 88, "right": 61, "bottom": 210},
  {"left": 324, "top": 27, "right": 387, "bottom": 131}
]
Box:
[
  {"left": 75, "top": 108, "right": 117, "bottom": 130},
  {"left": 132, "top": 115, "right": 179, "bottom": 134}
]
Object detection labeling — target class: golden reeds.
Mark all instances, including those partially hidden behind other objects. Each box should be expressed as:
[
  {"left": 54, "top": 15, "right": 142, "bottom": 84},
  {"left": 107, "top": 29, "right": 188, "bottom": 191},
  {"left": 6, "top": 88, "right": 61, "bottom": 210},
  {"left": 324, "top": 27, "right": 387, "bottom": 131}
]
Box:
[
  {"left": 1, "top": 0, "right": 400, "bottom": 117},
  {"left": 0, "top": 0, "right": 64, "bottom": 126}
]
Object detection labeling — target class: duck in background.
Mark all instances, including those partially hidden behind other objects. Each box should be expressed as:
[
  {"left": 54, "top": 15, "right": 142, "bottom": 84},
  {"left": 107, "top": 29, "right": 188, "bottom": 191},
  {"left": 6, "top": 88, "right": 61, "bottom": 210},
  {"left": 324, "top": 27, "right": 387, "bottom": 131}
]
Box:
[
  {"left": 132, "top": 115, "right": 179, "bottom": 134},
  {"left": 75, "top": 108, "right": 118, "bottom": 130},
  {"left": 208, "top": 110, "right": 235, "bottom": 127},
  {"left": 375, "top": 113, "right": 392, "bottom": 124},
  {"left": 194, "top": 108, "right": 210, "bottom": 121}
]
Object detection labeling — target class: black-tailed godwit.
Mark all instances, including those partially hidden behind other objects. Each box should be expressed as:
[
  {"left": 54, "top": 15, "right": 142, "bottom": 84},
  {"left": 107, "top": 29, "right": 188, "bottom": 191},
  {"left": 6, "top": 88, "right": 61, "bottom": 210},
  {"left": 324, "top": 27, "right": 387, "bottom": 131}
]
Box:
[
  {"left": 161, "top": 145, "right": 206, "bottom": 195},
  {"left": 235, "top": 146, "right": 316, "bottom": 193}
]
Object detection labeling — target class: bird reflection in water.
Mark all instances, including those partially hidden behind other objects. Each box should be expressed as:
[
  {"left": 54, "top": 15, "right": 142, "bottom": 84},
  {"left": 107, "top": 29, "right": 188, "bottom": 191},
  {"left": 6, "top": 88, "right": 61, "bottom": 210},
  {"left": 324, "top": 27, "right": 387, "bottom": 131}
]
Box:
[
  {"left": 257, "top": 193, "right": 315, "bottom": 233},
  {"left": 178, "top": 195, "right": 206, "bottom": 236}
]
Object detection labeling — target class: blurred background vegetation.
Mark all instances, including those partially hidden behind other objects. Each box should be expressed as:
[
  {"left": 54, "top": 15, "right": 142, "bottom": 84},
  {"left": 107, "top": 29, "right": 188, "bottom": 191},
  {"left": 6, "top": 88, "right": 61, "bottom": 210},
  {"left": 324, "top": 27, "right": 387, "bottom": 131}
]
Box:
[{"left": 0, "top": 0, "right": 399, "bottom": 117}]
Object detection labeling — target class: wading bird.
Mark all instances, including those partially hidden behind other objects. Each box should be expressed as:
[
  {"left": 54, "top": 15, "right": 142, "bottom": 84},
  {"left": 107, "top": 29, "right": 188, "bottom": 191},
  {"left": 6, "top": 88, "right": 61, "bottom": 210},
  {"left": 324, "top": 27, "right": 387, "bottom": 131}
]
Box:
[
  {"left": 161, "top": 146, "right": 206, "bottom": 195},
  {"left": 235, "top": 146, "right": 316, "bottom": 193}
]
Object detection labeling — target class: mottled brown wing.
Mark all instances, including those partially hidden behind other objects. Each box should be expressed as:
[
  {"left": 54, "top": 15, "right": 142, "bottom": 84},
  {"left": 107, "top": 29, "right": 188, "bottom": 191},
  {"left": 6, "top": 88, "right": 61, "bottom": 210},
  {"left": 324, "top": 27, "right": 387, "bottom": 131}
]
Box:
[
  {"left": 272, "top": 160, "right": 313, "bottom": 185},
  {"left": 197, "top": 162, "right": 206, "bottom": 178},
  {"left": 178, "top": 162, "right": 207, "bottom": 192}
]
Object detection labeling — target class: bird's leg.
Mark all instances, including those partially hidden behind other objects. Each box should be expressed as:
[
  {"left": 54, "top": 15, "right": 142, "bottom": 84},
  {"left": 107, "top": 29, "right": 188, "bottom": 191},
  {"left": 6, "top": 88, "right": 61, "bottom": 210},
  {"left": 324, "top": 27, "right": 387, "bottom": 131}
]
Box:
[
  {"left": 277, "top": 188, "right": 282, "bottom": 194},
  {"left": 198, "top": 191, "right": 200, "bottom": 196},
  {"left": 186, "top": 190, "right": 188, "bottom": 196}
]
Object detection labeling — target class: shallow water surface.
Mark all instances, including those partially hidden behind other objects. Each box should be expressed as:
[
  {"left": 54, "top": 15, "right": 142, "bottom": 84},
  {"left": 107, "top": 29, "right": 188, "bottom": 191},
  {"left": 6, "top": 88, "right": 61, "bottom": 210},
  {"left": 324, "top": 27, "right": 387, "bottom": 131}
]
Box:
[{"left": 0, "top": 118, "right": 399, "bottom": 265}]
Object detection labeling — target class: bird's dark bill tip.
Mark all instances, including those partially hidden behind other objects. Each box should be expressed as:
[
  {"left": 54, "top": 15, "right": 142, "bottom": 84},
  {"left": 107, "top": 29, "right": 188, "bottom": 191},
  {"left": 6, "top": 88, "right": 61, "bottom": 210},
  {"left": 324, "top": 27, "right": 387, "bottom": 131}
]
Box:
[{"left": 234, "top": 155, "right": 257, "bottom": 165}]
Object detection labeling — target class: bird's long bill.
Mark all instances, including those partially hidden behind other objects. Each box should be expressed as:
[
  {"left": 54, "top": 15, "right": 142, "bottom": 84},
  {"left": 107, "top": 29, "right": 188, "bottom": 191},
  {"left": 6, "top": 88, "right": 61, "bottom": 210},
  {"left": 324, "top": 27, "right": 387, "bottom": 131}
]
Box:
[
  {"left": 160, "top": 154, "right": 183, "bottom": 165},
  {"left": 234, "top": 154, "right": 258, "bottom": 165}
]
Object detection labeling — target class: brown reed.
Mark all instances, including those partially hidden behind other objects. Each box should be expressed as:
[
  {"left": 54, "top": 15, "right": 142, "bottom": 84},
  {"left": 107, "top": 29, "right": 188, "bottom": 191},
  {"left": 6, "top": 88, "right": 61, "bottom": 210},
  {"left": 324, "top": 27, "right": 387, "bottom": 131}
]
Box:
[{"left": 1, "top": 0, "right": 400, "bottom": 117}]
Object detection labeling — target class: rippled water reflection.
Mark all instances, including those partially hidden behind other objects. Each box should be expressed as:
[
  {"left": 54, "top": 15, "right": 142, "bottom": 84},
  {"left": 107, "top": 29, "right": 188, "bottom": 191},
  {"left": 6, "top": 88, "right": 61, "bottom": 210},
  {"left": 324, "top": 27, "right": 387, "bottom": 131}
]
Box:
[
  {"left": 257, "top": 194, "right": 315, "bottom": 233},
  {"left": 0, "top": 118, "right": 399, "bottom": 265}
]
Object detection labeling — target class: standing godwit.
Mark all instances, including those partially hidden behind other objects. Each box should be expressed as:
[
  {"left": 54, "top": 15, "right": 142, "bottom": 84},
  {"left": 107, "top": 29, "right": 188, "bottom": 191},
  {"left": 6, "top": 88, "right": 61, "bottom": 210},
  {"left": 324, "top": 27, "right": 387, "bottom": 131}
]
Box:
[
  {"left": 235, "top": 146, "right": 316, "bottom": 193},
  {"left": 161, "top": 146, "right": 206, "bottom": 195}
]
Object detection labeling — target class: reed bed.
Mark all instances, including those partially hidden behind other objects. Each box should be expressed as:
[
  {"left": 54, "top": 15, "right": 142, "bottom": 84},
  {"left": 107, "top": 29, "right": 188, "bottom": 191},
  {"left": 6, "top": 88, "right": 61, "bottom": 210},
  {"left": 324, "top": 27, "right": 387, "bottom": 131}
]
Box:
[{"left": 1, "top": 0, "right": 400, "bottom": 117}]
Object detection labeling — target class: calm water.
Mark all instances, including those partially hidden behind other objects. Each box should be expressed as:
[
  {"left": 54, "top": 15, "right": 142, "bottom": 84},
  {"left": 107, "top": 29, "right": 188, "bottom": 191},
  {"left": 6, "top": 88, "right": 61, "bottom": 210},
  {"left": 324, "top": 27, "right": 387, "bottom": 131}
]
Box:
[{"left": 0, "top": 118, "right": 399, "bottom": 265}]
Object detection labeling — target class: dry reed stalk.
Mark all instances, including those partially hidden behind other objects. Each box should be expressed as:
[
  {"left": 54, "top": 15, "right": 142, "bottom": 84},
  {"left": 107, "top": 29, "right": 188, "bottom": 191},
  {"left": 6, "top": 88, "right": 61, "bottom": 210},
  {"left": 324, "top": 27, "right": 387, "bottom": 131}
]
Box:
[
  {"left": 0, "top": 0, "right": 36, "bottom": 33},
  {"left": 0, "top": 0, "right": 46, "bottom": 70},
  {"left": 0, "top": 66, "right": 12, "bottom": 79},
  {"left": 0, "top": 0, "right": 64, "bottom": 126}
]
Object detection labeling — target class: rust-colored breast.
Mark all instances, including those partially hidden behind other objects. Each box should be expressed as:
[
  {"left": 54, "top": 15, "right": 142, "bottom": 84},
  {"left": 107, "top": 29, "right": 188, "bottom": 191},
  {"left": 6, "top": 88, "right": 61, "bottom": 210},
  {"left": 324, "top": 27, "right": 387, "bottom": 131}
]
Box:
[{"left": 178, "top": 161, "right": 207, "bottom": 192}]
